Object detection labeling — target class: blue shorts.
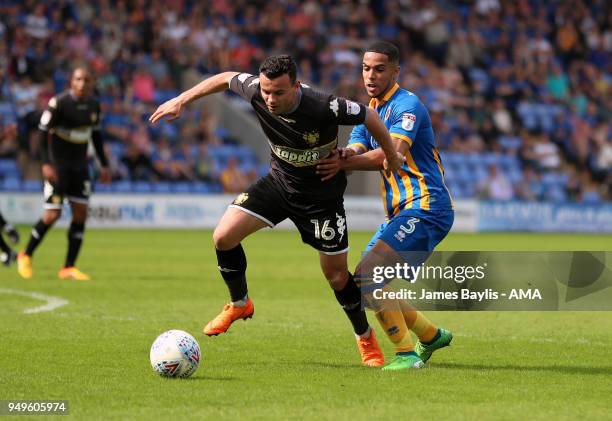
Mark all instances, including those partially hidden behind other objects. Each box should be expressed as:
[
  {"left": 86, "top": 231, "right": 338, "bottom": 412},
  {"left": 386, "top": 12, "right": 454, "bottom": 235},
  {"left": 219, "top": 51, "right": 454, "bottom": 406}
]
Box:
[{"left": 365, "top": 209, "right": 454, "bottom": 253}]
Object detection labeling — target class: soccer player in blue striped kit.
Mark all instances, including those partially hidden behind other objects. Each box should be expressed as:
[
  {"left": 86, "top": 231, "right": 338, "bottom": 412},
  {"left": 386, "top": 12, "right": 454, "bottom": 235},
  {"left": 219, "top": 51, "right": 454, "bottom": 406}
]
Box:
[{"left": 318, "top": 41, "right": 454, "bottom": 370}]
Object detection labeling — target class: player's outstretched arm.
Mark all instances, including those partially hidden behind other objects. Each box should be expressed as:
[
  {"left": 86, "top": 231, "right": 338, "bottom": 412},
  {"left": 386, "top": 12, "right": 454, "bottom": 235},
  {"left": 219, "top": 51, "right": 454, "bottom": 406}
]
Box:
[
  {"left": 149, "top": 71, "right": 240, "bottom": 124},
  {"left": 363, "top": 108, "right": 404, "bottom": 172},
  {"left": 317, "top": 147, "right": 383, "bottom": 181}
]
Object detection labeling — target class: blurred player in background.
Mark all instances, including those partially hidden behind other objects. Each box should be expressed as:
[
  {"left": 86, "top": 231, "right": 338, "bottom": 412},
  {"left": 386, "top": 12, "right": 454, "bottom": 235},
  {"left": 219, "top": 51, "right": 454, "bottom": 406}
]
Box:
[
  {"left": 17, "top": 67, "right": 111, "bottom": 281},
  {"left": 318, "top": 41, "right": 454, "bottom": 370},
  {"left": 150, "top": 55, "right": 404, "bottom": 367},
  {"left": 0, "top": 212, "right": 19, "bottom": 266}
]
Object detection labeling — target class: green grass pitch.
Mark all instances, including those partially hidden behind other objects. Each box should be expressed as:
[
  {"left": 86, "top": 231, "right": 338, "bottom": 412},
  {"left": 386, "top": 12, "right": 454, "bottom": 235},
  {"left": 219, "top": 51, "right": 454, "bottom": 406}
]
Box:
[{"left": 1, "top": 229, "right": 611, "bottom": 420}]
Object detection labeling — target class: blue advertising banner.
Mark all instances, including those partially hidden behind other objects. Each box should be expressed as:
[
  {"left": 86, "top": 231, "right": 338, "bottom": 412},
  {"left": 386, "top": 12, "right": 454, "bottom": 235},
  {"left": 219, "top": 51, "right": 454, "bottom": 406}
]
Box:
[{"left": 478, "top": 201, "right": 612, "bottom": 233}]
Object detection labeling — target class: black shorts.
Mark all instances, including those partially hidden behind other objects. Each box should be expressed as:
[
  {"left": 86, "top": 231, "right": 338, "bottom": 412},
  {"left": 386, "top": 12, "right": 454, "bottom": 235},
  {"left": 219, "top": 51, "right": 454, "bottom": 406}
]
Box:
[
  {"left": 229, "top": 174, "right": 349, "bottom": 255},
  {"left": 44, "top": 167, "right": 91, "bottom": 209}
]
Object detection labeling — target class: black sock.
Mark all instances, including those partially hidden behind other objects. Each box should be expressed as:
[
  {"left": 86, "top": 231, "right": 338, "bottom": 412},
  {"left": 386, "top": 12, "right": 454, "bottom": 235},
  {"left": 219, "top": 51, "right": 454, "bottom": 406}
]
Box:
[
  {"left": 216, "top": 244, "right": 248, "bottom": 302},
  {"left": 0, "top": 233, "right": 11, "bottom": 254},
  {"left": 25, "top": 220, "right": 52, "bottom": 256},
  {"left": 65, "top": 222, "right": 85, "bottom": 267},
  {"left": 0, "top": 213, "right": 6, "bottom": 228},
  {"left": 334, "top": 272, "right": 370, "bottom": 336}
]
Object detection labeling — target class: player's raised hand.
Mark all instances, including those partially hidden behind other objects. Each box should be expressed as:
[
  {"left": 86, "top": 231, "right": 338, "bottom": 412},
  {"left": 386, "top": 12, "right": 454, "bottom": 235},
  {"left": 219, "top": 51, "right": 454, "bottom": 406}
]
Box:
[
  {"left": 383, "top": 151, "right": 405, "bottom": 175},
  {"left": 149, "top": 97, "right": 184, "bottom": 124},
  {"left": 41, "top": 163, "right": 57, "bottom": 184}
]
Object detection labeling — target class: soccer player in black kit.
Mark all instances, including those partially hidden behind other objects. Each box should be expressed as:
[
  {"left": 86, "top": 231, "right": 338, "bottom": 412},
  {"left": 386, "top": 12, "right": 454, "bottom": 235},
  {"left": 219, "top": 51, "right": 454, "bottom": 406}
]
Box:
[
  {"left": 151, "top": 55, "right": 404, "bottom": 366},
  {"left": 17, "top": 67, "right": 110, "bottom": 281},
  {"left": 0, "top": 212, "right": 20, "bottom": 266}
]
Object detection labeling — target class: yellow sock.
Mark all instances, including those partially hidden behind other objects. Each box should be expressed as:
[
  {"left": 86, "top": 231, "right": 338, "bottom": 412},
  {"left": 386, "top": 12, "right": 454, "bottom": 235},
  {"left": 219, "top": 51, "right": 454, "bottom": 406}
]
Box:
[
  {"left": 398, "top": 299, "right": 438, "bottom": 343},
  {"left": 374, "top": 305, "right": 414, "bottom": 353}
]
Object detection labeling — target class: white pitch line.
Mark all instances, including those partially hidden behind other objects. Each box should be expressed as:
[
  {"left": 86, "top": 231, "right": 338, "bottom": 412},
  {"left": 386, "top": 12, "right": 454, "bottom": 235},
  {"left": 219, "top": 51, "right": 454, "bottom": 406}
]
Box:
[{"left": 0, "top": 288, "right": 69, "bottom": 314}]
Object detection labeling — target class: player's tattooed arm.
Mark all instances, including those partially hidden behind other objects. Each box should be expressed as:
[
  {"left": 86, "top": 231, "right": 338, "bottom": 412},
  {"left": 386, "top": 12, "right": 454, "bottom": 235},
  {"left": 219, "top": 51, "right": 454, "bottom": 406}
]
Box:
[{"left": 149, "top": 72, "right": 240, "bottom": 123}]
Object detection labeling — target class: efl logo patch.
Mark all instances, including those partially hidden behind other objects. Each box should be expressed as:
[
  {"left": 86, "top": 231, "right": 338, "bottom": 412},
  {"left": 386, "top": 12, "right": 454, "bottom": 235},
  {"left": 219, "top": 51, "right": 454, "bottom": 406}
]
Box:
[
  {"left": 346, "top": 100, "right": 361, "bottom": 115},
  {"left": 402, "top": 113, "right": 416, "bottom": 131}
]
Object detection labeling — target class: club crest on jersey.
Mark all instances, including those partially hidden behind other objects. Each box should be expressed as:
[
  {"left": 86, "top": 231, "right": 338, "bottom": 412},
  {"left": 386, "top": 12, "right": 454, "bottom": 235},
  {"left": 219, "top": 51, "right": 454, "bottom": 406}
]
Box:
[
  {"left": 402, "top": 113, "right": 416, "bottom": 131},
  {"left": 90, "top": 113, "right": 97, "bottom": 123},
  {"left": 233, "top": 193, "right": 249, "bottom": 206},
  {"left": 303, "top": 131, "right": 320, "bottom": 146}
]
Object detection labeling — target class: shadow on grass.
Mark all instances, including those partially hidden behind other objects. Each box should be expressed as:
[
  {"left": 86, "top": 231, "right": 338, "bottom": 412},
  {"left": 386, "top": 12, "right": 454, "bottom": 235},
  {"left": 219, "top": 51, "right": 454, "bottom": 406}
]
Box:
[
  {"left": 299, "top": 361, "right": 370, "bottom": 370},
  {"left": 433, "top": 362, "right": 612, "bottom": 376},
  {"left": 159, "top": 375, "right": 236, "bottom": 382}
]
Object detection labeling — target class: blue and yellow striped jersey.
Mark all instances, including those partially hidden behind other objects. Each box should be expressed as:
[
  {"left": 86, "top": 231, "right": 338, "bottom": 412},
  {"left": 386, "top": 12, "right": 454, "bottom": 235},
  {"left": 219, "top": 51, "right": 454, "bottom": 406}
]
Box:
[{"left": 348, "top": 83, "right": 453, "bottom": 218}]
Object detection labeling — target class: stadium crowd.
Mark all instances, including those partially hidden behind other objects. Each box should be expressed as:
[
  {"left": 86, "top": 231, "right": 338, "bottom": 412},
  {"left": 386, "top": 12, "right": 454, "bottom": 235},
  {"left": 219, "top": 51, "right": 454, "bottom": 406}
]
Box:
[{"left": 0, "top": 0, "right": 610, "bottom": 201}]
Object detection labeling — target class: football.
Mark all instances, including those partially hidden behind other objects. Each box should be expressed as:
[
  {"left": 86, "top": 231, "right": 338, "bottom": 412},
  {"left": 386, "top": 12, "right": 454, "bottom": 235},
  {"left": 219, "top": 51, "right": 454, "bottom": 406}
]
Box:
[{"left": 149, "top": 330, "right": 201, "bottom": 378}]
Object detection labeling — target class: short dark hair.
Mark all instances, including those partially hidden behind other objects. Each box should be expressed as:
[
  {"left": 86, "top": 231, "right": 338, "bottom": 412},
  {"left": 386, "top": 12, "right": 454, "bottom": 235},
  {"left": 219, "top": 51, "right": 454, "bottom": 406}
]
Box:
[
  {"left": 71, "top": 65, "right": 92, "bottom": 78},
  {"left": 364, "top": 41, "right": 400, "bottom": 64},
  {"left": 259, "top": 55, "right": 297, "bottom": 84}
]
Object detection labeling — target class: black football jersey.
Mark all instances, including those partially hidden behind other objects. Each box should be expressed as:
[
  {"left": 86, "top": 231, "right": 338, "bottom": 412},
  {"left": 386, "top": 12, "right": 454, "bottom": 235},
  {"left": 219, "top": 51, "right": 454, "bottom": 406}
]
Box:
[
  {"left": 38, "top": 91, "right": 101, "bottom": 169},
  {"left": 229, "top": 73, "right": 367, "bottom": 199}
]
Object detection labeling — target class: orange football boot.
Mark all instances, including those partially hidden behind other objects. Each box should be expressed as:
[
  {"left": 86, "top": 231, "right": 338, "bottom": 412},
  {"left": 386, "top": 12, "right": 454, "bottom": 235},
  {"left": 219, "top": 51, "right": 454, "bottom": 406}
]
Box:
[
  {"left": 17, "top": 252, "right": 33, "bottom": 279},
  {"left": 356, "top": 329, "right": 385, "bottom": 367},
  {"left": 58, "top": 267, "right": 91, "bottom": 281},
  {"left": 203, "top": 298, "right": 254, "bottom": 336}
]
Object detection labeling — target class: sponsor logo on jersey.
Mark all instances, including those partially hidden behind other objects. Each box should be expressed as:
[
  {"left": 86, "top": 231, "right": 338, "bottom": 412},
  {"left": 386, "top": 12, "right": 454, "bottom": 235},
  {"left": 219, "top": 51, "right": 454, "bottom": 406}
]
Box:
[
  {"left": 54, "top": 127, "right": 92, "bottom": 144},
  {"left": 269, "top": 138, "right": 337, "bottom": 167},
  {"left": 329, "top": 98, "right": 339, "bottom": 116},
  {"left": 384, "top": 107, "right": 392, "bottom": 121},
  {"left": 402, "top": 113, "right": 416, "bottom": 131},
  {"left": 302, "top": 131, "right": 319, "bottom": 146},
  {"left": 346, "top": 100, "right": 361, "bottom": 115}
]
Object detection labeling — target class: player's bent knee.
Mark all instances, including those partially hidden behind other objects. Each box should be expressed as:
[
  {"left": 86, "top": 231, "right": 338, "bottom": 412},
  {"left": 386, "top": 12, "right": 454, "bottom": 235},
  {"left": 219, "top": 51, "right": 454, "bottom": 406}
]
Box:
[
  {"left": 324, "top": 269, "right": 349, "bottom": 291},
  {"left": 212, "top": 228, "right": 239, "bottom": 251},
  {"left": 43, "top": 211, "right": 61, "bottom": 225}
]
